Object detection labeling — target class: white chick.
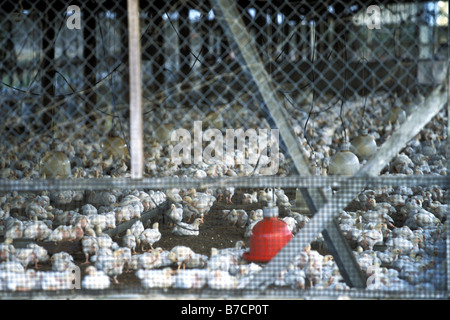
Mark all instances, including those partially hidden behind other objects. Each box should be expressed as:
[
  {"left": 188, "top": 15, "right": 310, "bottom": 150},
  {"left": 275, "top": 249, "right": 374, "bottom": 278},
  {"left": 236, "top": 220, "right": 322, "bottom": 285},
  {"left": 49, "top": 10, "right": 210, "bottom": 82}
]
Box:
[
  {"left": 50, "top": 252, "right": 76, "bottom": 272},
  {"left": 171, "top": 217, "right": 203, "bottom": 236},
  {"left": 236, "top": 209, "right": 249, "bottom": 228},
  {"left": 173, "top": 269, "right": 209, "bottom": 289},
  {"left": 47, "top": 225, "right": 70, "bottom": 242},
  {"left": 6, "top": 269, "right": 39, "bottom": 291},
  {"left": 136, "top": 267, "right": 174, "bottom": 289},
  {"left": 192, "top": 192, "right": 216, "bottom": 215},
  {"left": 258, "top": 189, "right": 273, "bottom": 203},
  {"left": 70, "top": 213, "right": 91, "bottom": 230},
  {"left": 130, "top": 220, "right": 145, "bottom": 239},
  {"left": 223, "top": 209, "right": 239, "bottom": 226},
  {"left": 282, "top": 216, "right": 298, "bottom": 234},
  {"left": 207, "top": 247, "right": 237, "bottom": 273},
  {"left": 168, "top": 246, "right": 196, "bottom": 270},
  {"left": 139, "top": 223, "right": 161, "bottom": 251},
  {"left": 208, "top": 270, "right": 238, "bottom": 289},
  {"left": 13, "top": 248, "right": 37, "bottom": 268},
  {"left": 118, "top": 195, "right": 144, "bottom": 219},
  {"left": 97, "top": 250, "right": 125, "bottom": 284},
  {"left": 0, "top": 238, "right": 16, "bottom": 262},
  {"left": 25, "top": 202, "right": 48, "bottom": 220},
  {"left": 86, "top": 191, "right": 117, "bottom": 207},
  {"left": 184, "top": 252, "right": 208, "bottom": 269},
  {"left": 224, "top": 187, "right": 235, "bottom": 204},
  {"left": 81, "top": 204, "right": 98, "bottom": 216},
  {"left": 167, "top": 203, "right": 183, "bottom": 226},
  {"left": 166, "top": 188, "right": 183, "bottom": 203},
  {"left": 89, "top": 214, "right": 108, "bottom": 232},
  {"left": 82, "top": 266, "right": 111, "bottom": 290},
  {"left": 96, "top": 227, "right": 119, "bottom": 251},
  {"left": 4, "top": 220, "right": 23, "bottom": 239},
  {"left": 242, "top": 191, "right": 258, "bottom": 204},
  {"left": 249, "top": 209, "right": 264, "bottom": 221},
  {"left": 122, "top": 229, "right": 137, "bottom": 254},
  {"left": 40, "top": 270, "right": 75, "bottom": 291},
  {"left": 103, "top": 211, "right": 116, "bottom": 229},
  {"left": 114, "top": 247, "right": 132, "bottom": 271},
  {"left": 138, "top": 249, "right": 163, "bottom": 270},
  {"left": 275, "top": 188, "right": 291, "bottom": 209},
  {"left": 113, "top": 206, "right": 132, "bottom": 224},
  {"left": 27, "top": 243, "right": 49, "bottom": 268},
  {"left": 223, "top": 209, "right": 248, "bottom": 228},
  {"left": 82, "top": 236, "right": 99, "bottom": 264},
  {"left": 69, "top": 222, "right": 84, "bottom": 241},
  {"left": 182, "top": 200, "right": 202, "bottom": 222},
  {"left": 23, "top": 217, "right": 52, "bottom": 241},
  {"left": 0, "top": 261, "right": 25, "bottom": 273},
  {"left": 141, "top": 196, "right": 156, "bottom": 211},
  {"left": 357, "top": 223, "right": 384, "bottom": 251}
]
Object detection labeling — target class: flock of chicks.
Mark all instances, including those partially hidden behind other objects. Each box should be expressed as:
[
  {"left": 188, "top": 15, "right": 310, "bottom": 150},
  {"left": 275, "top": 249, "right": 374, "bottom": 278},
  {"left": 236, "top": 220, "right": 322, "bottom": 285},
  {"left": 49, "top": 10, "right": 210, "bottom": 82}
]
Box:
[
  {"left": 0, "top": 89, "right": 448, "bottom": 294},
  {"left": 221, "top": 188, "right": 309, "bottom": 238}
]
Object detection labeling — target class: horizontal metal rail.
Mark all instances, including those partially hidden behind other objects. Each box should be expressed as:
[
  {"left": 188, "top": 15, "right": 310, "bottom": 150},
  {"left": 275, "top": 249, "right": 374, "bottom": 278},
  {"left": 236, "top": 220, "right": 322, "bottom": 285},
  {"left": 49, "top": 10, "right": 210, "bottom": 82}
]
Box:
[{"left": 0, "top": 175, "right": 447, "bottom": 192}]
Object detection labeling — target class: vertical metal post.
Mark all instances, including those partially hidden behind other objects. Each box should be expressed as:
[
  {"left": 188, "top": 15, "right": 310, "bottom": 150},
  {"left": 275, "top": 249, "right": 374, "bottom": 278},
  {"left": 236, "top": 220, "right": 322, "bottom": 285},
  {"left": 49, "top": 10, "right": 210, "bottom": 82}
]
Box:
[
  {"left": 446, "top": 52, "right": 450, "bottom": 299},
  {"left": 127, "top": 0, "right": 143, "bottom": 179}
]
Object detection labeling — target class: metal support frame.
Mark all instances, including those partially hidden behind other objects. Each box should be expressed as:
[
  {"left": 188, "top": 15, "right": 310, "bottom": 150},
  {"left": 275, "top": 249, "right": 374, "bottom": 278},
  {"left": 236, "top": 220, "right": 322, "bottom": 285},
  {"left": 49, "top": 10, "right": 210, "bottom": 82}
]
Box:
[
  {"left": 248, "top": 82, "right": 448, "bottom": 290},
  {"left": 213, "top": 0, "right": 366, "bottom": 288},
  {"left": 213, "top": 0, "right": 449, "bottom": 291}
]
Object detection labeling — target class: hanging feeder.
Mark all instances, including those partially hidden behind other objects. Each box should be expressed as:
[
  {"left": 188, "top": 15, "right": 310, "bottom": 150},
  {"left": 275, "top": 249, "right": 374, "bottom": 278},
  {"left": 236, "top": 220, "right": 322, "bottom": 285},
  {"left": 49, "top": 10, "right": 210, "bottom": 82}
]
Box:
[
  {"left": 154, "top": 123, "right": 174, "bottom": 144},
  {"left": 350, "top": 129, "right": 377, "bottom": 159},
  {"left": 40, "top": 151, "right": 71, "bottom": 178},
  {"left": 243, "top": 201, "right": 293, "bottom": 262},
  {"left": 388, "top": 105, "right": 407, "bottom": 124},
  {"left": 328, "top": 142, "right": 360, "bottom": 176},
  {"left": 101, "top": 132, "right": 129, "bottom": 160}
]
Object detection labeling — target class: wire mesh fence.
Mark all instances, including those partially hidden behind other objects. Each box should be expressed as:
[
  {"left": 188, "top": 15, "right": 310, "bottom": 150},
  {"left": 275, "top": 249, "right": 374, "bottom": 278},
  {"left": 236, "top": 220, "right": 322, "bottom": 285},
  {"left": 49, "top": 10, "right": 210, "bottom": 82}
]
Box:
[{"left": 0, "top": 0, "right": 448, "bottom": 299}]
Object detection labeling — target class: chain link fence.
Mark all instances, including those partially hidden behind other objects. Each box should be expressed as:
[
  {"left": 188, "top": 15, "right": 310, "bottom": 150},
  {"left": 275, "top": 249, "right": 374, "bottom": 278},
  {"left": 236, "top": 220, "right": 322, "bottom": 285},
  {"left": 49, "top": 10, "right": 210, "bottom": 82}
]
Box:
[{"left": 0, "top": 0, "right": 448, "bottom": 299}]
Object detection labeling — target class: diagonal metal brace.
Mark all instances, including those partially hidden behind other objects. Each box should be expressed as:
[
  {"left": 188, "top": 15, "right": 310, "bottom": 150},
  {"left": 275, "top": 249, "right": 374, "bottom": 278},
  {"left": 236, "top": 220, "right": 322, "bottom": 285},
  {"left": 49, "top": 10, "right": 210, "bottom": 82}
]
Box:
[{"left": 299, "top": 188, "right": 366, "bottom": 288}]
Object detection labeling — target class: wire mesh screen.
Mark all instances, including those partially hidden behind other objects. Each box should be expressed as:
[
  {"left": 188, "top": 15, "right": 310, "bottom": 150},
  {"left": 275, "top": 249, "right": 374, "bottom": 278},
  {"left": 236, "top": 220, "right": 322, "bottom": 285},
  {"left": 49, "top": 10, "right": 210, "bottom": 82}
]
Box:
[{"left": 0, "top": 0, "right": 448, "bottom": 300}]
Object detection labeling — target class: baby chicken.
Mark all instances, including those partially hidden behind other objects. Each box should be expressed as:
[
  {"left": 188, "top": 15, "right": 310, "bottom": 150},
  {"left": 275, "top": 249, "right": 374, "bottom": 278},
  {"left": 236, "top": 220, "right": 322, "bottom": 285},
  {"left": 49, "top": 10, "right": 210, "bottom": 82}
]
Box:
[
  {"left": 122, "top": 229, "right": 137, "bottom": 254},
  {"left": 139, "top": 223, "right": 161, "bottom": 251},
  {"left": 82, "top": 266, "right": 111, "bottom": 290},
  {"left": 168, "top": 246, "right": 196, "bottom": 270},
  {"left": 167, "top": 203, "right": 183, "bottom": 226},
  {"left": 81, "top": 236, "right": 99, "bottom": 264},
  {"left": 171, "top": 217, "right": 203, "bottom": 236}
]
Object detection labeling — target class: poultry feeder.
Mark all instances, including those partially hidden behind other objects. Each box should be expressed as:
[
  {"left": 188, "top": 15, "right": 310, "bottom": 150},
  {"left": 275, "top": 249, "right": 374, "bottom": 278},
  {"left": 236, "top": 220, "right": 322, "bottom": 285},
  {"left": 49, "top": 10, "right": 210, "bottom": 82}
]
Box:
[
  {"left": 387, "top": 105, "right": 406, "bottom": 124},
  {"left": 39, "top": 151, "right": 71, "bottom": 178},
  {"left": 101, "top": 135, "right": 129, "bottom": 159},
  {"left": 328, "top": 142, "right": 360, "bottom": 176},
  {"left": 243, "top": 202, "right": 293, "bottom": 262},
  {"left": 350, "top": 129, "right": 377, "bottom": 159},
  {"left": 154, "top": 123, "right": 174, "bottom": 144}
]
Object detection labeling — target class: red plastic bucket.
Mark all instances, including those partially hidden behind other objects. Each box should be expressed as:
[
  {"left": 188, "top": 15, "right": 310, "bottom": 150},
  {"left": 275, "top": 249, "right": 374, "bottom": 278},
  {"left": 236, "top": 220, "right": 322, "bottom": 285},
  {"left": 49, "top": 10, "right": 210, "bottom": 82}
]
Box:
[{"left": 243, "top": 217, "right": 293, "bottom": 262}]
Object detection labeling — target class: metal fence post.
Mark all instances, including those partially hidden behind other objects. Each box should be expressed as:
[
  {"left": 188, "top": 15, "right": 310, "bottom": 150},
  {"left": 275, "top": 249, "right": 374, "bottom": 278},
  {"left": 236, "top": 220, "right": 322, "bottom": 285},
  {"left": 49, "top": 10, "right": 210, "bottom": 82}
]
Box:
[{"left": 128, "top": 0, "right": 144, "bottom": 179}]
